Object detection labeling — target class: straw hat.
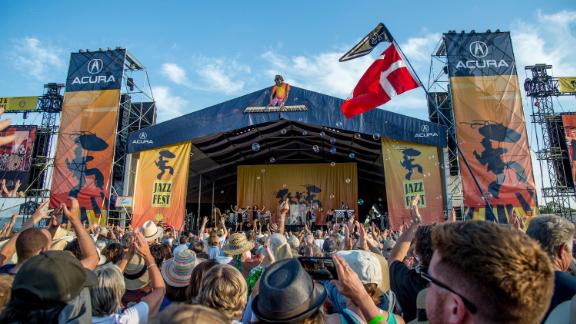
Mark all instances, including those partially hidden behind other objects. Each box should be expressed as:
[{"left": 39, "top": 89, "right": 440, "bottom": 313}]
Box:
[
  {"left": 141, "top": 220, "right": 164, "bottom": 242},
  {"left": 123, "top": 254, "right": 149, "bottom": 290},
  {"left": 161, "top": 250, "right": 197, "bottom": 287},
  {"left": 222, "top": 233, "right": 254, "bottom": 256}
]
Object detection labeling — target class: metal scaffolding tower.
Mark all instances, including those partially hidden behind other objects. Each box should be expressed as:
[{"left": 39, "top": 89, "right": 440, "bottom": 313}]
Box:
[
  {"left": 107, "top": 51, "right": 156, "bottom": 224},
  {"left": 524, "top": 64, "right": 576, "bottom": 221},
  {"left": 426, "top": 36, "right": 464, "bottom": 219}
]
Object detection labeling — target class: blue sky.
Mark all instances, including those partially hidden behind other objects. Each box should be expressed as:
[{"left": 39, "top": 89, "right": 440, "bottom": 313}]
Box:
[{"left": 1, "top": 0, "right": 574, "bottom": 122}]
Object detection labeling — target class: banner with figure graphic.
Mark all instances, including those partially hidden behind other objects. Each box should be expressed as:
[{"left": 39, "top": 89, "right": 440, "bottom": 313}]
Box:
[
  {"left": 445, "top": 31, "right": 536, "bottom": 222},
  {"left": 132, "top": 142, "right": 191, "bottom": 229},
  {"left": 50, "top": 49, "right": 126, "bottom": 224},
  {"left": 381, "top": 139, "right": 444, "bottom": 230}
]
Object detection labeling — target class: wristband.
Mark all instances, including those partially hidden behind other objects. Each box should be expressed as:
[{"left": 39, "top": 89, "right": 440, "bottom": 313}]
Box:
[
  {"left": 147, "top": 263, "right": 157, "bottom": 270},
  {"left": 368, "top": 314, "right": 386, "bottom": 324}
]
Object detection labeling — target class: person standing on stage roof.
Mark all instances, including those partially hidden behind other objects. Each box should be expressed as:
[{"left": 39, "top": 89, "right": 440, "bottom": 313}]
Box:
[{"left": 267, "top": 75, "right": 290, "bottom": 108}]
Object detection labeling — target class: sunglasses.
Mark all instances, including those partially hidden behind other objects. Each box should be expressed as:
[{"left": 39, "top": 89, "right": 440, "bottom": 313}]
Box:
[{"left": 420, "top": 271, "right": 477, "bottom": 314}]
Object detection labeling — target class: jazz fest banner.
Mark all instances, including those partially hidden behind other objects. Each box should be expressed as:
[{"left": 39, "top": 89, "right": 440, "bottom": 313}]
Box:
[
  {"left": 559, "top": 77, "right": 576, "bottom": 93},
  {"left": 237, "top": 163, "right": 358, "bottom": 225},
  {"left": 445, "top": 32, "right": 536, "bottom": 222},
  {"left": 381, "top": 139, "right": 444, "bottom": 230},
  {"left": 50, "top": 49, "right": 126, "bottom": 224},
  {"left": 0, "top": 96, "right": 38, "bottom": 111},
  {"left": 0, "top": 126, "right": 37, "bottom": 194},
  {"left": 132, "top": 142, "right": 191, "bottom": 229},
  {"left": 562, "top": 114, "right": 576, "bottom": 186}
]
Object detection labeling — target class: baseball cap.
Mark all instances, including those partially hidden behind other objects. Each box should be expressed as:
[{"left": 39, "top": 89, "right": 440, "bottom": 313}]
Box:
[{"left": 12, "top": 251, "right": 97, "bottom": 304}]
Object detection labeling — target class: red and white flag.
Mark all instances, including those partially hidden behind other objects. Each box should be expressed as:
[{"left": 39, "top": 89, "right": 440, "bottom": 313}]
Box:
[{"left": 341, "top": 43, "right": 420, "bottom": 119}]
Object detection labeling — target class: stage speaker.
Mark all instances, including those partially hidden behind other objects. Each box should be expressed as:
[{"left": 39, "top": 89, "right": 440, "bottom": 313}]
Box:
[{"left": 550, "top": 114, "right": 574, "bottom": 189}]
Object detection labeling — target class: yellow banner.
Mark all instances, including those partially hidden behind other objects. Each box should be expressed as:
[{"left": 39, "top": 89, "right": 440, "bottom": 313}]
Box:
[
  {"left": 237, "top": 163, "right": 358, "bottom": 224},
  {"left": 382, "top": 139, "right": 444, "bottom": 230},
  {"left": 559, "top": 77, "right": 576, "bottom": 93},
  {"left": 0, "top": 96, "right": 38, "bottom": 111},
  {"left": 132, "top": 142, "right": 191, "bottom": 229}
]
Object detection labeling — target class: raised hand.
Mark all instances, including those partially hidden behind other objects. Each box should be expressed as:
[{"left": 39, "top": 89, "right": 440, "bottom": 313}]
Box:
[
  {"left": 0, "top": 109, "right": 16, "bottom": 147},
  {"left": 31, "top": 200, "right": 50, "bottom": 223},
  {"left": 62, "top": 198, "right": 81, "bottom": 224}
]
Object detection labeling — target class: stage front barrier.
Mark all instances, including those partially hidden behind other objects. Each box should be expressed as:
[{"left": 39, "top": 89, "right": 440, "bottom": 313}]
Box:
[
  {"left": 445, "top": 31, "right": 537, "bottom": 222},
  {"left": 237, "top": 163, "right": 358, "bottom": 223},
  {"left": 50, "top": 49, "right": 126, "bottom": 225},
  {"left": 382, "top": 138, "right": 444, "bottom": 230},
  {"left": 132, "top": 142, "right": 191, "bottom": 230}
]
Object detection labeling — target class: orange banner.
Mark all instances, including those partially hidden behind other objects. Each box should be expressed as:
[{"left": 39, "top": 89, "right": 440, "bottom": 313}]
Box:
[
  {"left": 132, "top": 142, "right": 191, "bottom": 229},
  {"left": 382, "top": 139, "right": 444, "bottom": 230},
  {"left": 50, "top": 90, "right": 121, "bottom": 224},
  {"left": 451, "top": 75, "right": 537, "bottom": 221}
]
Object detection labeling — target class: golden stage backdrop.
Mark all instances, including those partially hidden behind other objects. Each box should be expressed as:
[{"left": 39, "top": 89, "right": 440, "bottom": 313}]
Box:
[{"left": 237, "top": 163, "right": 358, "bottom": 223}]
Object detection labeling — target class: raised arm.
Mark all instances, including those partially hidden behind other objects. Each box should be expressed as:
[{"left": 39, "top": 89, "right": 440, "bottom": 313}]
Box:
[
  {"left": 62, "top": 198, "right": 99, "bottom": 270},
  {"left": 199, "top": 216, "right": 208, "bottom": 237},
  {"left": 389, "top": 196, "right": 421, "bottom": 263},
  {"left": 137, "top": 231, "right": 166, "bottom": 316},
  {"left": 279, "top": 198, "right": 289, "bottom": 235}
]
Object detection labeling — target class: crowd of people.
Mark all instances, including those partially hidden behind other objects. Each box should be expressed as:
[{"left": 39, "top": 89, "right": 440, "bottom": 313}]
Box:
[
  {"left": 0, "top": 193, "right": 572, "bottom": 323},
  {"left": 0, "top": 110, "right": 575, "bottom": 323}
]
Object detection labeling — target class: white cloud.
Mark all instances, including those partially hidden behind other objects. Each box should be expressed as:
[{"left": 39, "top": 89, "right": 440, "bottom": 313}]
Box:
[
  {"left": 12, "top": 37, "right": 64, "bottom": 81},
  {"left": 261, "top": 49, "right": 373, "bottom": 98},
  {"left": 152, "top": 86, "right": 189, "bottom": 122},
  {"left": 160, "top": 57, "right": 251, "bottom": 95},
  {"left": 161, "top": 63, "right": 188, "bottom": 85},
  {"left": 512, "top": 10, "right": 576, "bottom": 76},
  {"left": 260, "top": 34, "right": 439, "bottom": 111}
]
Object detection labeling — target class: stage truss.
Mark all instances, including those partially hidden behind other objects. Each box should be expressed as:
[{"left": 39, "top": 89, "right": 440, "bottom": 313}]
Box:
[
  {"left": 525, "top": 64, "right": 576, "bottom": 221},
  {"left": 426, "top": 36, "right": 464, "bottom": 219}
]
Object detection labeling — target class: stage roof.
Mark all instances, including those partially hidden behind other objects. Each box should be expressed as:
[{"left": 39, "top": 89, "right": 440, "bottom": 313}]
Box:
[
  {"left": 126, "top": 86, "right": 447, "bottom": 199},
  {"left": 127, "top": 85, "right": 446, "bottom": 154}
]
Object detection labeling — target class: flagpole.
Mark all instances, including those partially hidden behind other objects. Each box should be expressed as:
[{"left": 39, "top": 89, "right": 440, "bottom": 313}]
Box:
[{"left": 391, "top": 39, "right": 498, "bottom": 223}]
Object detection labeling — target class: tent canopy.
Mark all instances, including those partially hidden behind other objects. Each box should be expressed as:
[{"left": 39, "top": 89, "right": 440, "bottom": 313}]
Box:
[
  {"left": 127, "top": 86, "right": 446, "bottom": 154},
  {"left": 126, "top": 86, "right": 446, "bottom": 204}
]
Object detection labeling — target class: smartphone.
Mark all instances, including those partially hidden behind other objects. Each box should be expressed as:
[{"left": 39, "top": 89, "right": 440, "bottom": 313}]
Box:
[{"left": 297, "top": 257, "right": 338, "bottom": 280}]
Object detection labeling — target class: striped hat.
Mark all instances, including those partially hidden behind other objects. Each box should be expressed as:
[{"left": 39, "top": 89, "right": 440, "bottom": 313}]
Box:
[{"left": 161, "top": 249, "right": 197, "bottom": 287}]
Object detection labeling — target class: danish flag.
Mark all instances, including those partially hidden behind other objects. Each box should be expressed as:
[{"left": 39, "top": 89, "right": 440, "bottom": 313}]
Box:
[{"left": 341, "top": 43, "right": 420, "bottom": 119}]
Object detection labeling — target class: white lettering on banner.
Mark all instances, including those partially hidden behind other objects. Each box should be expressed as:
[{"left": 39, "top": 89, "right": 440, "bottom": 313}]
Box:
[
  {"left": 455, "top": 60, "right": 510, "bottom": 70},
  {"left": 132, "top": 139, "right": 153, "bottom": 144},
  {"left": 414, "top": 132, "right": 439, "bottom": 138},
  {"left": 71, "top": 75, "right": 116, "bottom": 85}
]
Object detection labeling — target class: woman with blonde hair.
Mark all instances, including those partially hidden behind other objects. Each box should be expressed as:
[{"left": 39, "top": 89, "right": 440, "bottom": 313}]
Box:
[{"left": 194, "top": 264, "right": 247, "bottom": 322}]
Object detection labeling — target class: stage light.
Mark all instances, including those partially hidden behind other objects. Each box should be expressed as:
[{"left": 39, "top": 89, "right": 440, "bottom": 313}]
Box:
[
  {"left": 98, "top": 48, "right": 103, "bottom": 51},
  {"left": 79, "top": 49, "right": 85, "bottom": 53},
  {"left": 470, "top": 30, "right": 476, "bottom": 34},
  {"left": 486, "top": 29, "right": 491, "bottom": 33},
  {"left": 495, "top": 29, "right": 500, "bottom": 33}
]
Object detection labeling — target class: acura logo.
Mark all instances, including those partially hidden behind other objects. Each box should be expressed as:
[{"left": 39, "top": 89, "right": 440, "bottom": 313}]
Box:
[
  {"left": 87, "top": 59, "right": 103, "bottom": 74},
  {"left": 421, "top": 125, "right": 429, "bottom": 133},
  {"left": 469, "top": 41, "right": 488, "bottom": 58},
  {"left": 139, "top": 132, "right": 147, "bottom": 140}
]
